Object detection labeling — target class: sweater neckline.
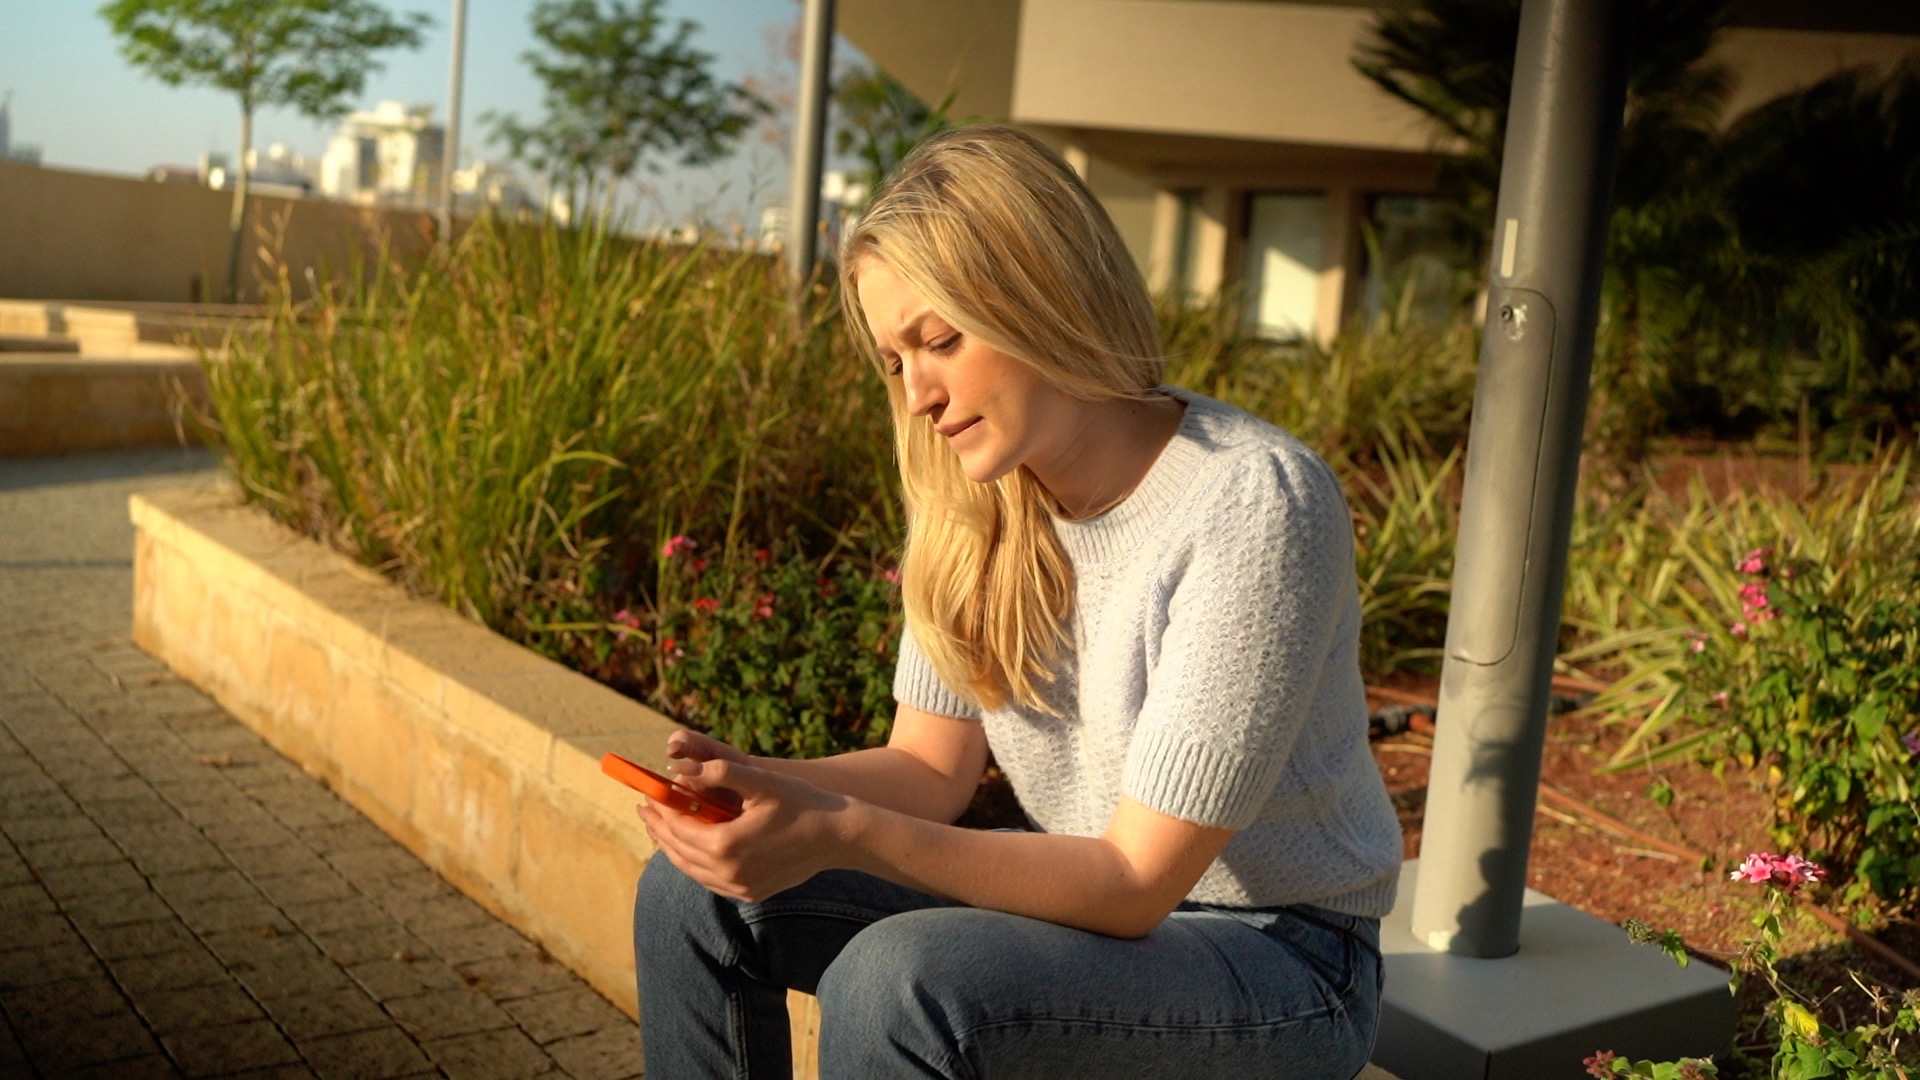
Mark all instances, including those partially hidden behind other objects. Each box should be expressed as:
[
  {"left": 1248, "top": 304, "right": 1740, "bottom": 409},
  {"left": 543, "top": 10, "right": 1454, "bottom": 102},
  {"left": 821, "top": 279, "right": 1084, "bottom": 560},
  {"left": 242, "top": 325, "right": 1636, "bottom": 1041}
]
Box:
[{"left": 1049, "top": 386, "right": 1218, "bottom": 566}]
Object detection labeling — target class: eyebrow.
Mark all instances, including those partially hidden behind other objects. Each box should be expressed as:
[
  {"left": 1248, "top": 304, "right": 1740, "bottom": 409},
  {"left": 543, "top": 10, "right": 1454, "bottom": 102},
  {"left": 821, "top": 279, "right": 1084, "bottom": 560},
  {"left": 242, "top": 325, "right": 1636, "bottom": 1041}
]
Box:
[{"left": 873, "top": 311, "right": 950, "bottom": 355}]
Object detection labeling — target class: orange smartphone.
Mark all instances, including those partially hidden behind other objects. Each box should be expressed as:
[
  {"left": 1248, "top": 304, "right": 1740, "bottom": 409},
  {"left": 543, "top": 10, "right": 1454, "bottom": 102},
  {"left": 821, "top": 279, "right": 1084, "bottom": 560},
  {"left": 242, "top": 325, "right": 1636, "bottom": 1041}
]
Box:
[{"left": 601, "top": 752, "right": 740, "bottom": 823}]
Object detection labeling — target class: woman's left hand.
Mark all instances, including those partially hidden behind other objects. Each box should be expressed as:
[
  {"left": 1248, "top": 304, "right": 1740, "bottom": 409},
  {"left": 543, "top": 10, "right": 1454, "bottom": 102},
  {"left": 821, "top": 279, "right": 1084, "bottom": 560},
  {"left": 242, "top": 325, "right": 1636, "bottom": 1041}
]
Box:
[{"left": 636, "top": 758, "right": 852, "bottom": 902}]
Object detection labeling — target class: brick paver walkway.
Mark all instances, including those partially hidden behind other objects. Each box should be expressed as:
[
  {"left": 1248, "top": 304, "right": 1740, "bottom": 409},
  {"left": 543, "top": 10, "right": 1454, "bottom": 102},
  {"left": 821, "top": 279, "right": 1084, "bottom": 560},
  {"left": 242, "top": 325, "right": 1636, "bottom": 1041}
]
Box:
[{"left": 0, "top": 449, "right": 641, "bottom": 1079}]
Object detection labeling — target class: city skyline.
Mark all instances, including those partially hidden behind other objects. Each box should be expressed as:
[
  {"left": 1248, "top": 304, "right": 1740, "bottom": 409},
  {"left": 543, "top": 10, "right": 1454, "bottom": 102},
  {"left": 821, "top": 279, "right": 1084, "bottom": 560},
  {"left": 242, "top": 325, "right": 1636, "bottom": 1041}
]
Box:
[{"left": 0, "top": 0, "right": 840, "bottom": 228}]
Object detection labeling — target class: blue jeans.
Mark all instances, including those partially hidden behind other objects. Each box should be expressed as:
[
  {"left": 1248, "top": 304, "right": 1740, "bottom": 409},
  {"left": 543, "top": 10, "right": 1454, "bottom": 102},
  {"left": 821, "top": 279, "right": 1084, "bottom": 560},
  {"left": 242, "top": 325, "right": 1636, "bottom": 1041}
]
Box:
[{"left": 633, "top": 851, "right": 1384, "bottom": 1079}]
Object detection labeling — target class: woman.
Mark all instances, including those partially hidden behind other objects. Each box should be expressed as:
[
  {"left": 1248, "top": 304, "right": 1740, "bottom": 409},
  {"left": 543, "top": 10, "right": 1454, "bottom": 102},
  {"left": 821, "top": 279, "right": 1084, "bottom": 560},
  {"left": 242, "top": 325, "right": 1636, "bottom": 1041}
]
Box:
[{"left": 632, "top": 124, "right": 1402, "bottom": 1079}]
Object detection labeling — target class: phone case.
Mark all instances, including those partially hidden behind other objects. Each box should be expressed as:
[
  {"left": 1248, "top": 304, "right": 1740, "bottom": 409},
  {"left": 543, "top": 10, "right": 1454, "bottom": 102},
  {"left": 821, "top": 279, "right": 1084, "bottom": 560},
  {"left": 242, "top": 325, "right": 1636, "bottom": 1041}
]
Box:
[{"left": 600, "top": 752, "right": 740, "bottom": 823}]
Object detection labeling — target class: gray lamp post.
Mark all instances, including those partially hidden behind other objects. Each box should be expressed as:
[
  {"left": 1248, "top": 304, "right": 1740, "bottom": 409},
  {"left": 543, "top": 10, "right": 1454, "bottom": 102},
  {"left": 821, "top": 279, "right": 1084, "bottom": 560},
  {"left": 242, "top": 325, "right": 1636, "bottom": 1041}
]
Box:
[
  {"left": 786, "top": 0, "right": 835, "bottom": 292},
  {"left": 1407, "top": 0, "right": 1629, "bottom": 958},
  {"left": 437, "top": 0, "right": 468, "bottom": 245}
]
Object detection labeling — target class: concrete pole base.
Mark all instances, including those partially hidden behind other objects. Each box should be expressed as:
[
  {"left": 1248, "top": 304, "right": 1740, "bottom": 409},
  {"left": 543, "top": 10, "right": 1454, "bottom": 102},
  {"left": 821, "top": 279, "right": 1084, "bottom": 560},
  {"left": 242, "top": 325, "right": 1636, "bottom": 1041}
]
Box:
[{"left": 1375, "top": 861, "right": 1736, "bottom": 1079}]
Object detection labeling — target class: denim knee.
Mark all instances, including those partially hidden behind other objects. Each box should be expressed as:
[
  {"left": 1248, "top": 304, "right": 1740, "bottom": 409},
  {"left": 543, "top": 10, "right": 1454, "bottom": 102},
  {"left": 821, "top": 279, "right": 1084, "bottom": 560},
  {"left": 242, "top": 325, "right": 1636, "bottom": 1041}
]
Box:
[
  {"left": 815, "top": 910, "right": 974, "bottom": 1075},
  {"left": 633, "top": 850, "right": 719, "bottom": 955}
]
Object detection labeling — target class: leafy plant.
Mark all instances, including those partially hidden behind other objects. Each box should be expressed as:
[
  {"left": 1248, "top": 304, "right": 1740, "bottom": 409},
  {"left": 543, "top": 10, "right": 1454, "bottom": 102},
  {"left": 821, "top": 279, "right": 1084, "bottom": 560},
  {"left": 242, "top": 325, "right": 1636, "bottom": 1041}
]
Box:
[
  {"left": 651, "top": 538, "right": 901, "bottom": 758},
  {"left": 1681, "top": 550, "right": 1920, "bottom": 914},
  {"left": 483, "top": 0, "right": 765, "bottom": 221},
  {"left": 1597, "top": 854, "right": 1920, "bottom": 1079},
  {"left": 99, "top": 0, "right": 429, "bottom": 300}
]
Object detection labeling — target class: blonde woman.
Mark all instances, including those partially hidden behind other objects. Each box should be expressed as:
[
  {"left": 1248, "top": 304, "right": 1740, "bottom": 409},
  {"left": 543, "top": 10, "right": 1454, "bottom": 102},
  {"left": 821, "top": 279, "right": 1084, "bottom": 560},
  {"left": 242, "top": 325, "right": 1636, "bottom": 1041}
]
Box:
[{"left": 632, "top": 124, "right": 1401, "bottom": 1079}]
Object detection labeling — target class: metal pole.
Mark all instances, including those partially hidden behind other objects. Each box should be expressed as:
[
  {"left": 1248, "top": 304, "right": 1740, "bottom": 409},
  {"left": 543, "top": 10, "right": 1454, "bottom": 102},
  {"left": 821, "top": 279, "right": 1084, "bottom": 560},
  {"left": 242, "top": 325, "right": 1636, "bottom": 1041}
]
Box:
[
  {"left": 438, "top": 0, "right": 469, "bottom": 244},
  {"left": 787, "top": 0, "right": 835, "bottom": 290},
  {"left": 1408, "top": 0, "right": 1631, "bottom": 958}
]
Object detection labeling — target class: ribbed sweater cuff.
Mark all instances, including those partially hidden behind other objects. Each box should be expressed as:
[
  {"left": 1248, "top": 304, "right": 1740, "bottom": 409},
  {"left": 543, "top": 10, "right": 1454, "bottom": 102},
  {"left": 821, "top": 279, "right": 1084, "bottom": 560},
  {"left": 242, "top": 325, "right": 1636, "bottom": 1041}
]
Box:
[
  {"left": 892, "top": 643, "right": 979, "bottom": 721},
  {"left": 1123, "top": 726, "right": 1288, "bottom": 830}
]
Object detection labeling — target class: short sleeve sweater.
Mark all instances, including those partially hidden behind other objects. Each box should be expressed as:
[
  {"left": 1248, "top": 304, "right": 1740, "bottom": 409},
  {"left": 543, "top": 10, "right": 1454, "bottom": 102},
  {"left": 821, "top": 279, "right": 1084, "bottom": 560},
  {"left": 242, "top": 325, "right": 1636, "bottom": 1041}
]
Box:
[{"left": 892, "top": 387, "right": 1403, "bottom": 918}]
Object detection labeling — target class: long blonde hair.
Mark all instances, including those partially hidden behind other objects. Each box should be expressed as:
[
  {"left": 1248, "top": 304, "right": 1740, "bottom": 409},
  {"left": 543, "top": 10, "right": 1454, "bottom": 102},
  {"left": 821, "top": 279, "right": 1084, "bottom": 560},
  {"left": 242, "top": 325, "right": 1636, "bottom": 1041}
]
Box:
[{"left": 839, "top": 125, "right": 1166, "bottom": 712}]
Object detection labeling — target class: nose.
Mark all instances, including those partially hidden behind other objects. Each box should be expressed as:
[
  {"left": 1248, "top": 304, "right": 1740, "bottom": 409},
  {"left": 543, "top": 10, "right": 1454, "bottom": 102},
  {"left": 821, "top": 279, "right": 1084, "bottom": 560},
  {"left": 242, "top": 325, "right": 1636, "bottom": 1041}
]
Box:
[{"left": 901, "top": 354, "right": 945, "bottom": 418}]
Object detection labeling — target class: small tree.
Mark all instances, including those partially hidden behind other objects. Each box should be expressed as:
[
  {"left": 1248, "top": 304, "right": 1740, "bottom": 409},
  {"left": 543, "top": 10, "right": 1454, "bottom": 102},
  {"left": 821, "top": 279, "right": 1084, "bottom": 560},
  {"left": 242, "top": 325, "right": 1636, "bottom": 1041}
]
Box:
[
  {"left": 100, "top": 0, "right": 429, "bottom": 302},
  {"left": 832, "top": 64, "right": 951, "bottom": 200},
  {"left": 484, "top": 0, "right": 765, "bottom": 225}
]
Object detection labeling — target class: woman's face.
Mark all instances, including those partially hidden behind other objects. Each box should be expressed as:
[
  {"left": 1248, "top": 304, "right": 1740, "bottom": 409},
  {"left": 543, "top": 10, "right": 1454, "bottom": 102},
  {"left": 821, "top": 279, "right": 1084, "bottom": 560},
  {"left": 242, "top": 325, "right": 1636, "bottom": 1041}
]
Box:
[{"left": 856, "top": 259, "right": 1079, "bottom": 487}]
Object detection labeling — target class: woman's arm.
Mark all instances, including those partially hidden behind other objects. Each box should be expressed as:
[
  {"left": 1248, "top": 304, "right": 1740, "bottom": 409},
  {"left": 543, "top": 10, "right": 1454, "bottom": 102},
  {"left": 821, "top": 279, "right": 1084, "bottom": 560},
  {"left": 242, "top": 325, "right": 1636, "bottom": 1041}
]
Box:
[
  {"left": 639, "top": 761, "right": 1232, "bottom": 939},
  {"left": 667, "top": 703, "right": 988, "bottom": 825}
]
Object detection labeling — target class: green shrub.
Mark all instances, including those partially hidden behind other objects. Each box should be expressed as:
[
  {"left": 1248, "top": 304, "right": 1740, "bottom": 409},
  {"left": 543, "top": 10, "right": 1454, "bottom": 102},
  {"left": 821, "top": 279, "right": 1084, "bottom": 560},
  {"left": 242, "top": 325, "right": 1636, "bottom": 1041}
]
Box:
[
  {"left": 651, "top": 539, "right": 901, "bottom": 759},
  {"left": 1683, "top": 549, "right": 1920, "bottom": 915}
]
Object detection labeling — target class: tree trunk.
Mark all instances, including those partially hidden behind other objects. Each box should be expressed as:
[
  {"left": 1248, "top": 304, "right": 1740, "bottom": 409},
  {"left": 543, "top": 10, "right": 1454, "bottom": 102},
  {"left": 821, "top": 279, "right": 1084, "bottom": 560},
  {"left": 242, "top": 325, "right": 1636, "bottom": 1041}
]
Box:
[{"left": 226, "top": 106, "right": 253, "bottom": 304}]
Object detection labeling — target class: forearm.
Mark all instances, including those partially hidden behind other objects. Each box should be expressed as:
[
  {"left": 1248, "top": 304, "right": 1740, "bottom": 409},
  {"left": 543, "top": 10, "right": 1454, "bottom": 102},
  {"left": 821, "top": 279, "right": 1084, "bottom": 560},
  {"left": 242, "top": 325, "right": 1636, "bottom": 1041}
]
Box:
[
  {"left": 833, "top": 801, "right": 1173, "bottom": 938},
  {"left": 751, "top": 747, "right": 977, "bottom": 824}
]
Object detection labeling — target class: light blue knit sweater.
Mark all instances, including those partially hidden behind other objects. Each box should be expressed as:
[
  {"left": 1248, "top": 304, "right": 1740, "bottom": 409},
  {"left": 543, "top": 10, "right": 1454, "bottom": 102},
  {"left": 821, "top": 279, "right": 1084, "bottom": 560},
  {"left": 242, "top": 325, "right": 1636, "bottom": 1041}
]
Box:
[{"left": 893, "top": 387, "right": 1403, "bottom": 917}]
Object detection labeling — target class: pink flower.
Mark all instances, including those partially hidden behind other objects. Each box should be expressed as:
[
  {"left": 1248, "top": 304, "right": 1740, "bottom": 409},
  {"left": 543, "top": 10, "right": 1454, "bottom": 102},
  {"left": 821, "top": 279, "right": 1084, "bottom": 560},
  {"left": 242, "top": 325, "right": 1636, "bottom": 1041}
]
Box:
[
  {"left": 1584, "top": 1050, "right": 1618, "bottom": 1078},
  {"left": 1730, "top": 852, "right": 1824, "bottom": 892},
  {"left": 1737, "top": 582, "right": 1774, "bottom": 624},
  {"left": 880, "top": 566, "right": 901, "bottom": 585},
  {"left": 610, "top": 608, "right": 642, "bottom": 639},
  {"left": 1730, "top": 621, "right": 1748, "bottom": 638},
  {"left": 1684, "top": 630, "right": 1708, "bottom": 654},
  {"left": 660, "top": 636, "right": 685, "bottom": 667},
  {"left": 1736, "top": 547, "right": 1770, "bottom": 576},
  {"left": 1903, "top": 731, "right": 1920, "bottom": 755},
  {"left": 1711, "top": 690, "right": 1730, "bottom": 710},
  {"left": 692, "top": 597, "right": 719, "bottom": 614},
  {"left": 661, "top": 535, "right": 697, "bottom": 559},
  {"left": 752, "top": 592, "right": 775, "bottom": 620}
]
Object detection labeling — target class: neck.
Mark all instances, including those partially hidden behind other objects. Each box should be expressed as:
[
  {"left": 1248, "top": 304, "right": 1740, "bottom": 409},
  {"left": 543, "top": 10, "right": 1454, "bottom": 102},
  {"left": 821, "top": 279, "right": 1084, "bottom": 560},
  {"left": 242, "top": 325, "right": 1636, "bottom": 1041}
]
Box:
[{"left": 1035, "top": 393, "right": 1186, "bottom": 521}]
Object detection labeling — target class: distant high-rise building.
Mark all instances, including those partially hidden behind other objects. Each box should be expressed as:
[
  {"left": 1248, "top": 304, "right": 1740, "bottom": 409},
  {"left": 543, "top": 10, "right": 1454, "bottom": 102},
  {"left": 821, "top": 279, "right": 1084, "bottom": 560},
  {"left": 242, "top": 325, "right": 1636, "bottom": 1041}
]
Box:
[
  {"left": 0, "top": 91, "right": 42, "bottom": 166},
  {"left": 319, "top": 101, "right": 444, "bottom": 208}
]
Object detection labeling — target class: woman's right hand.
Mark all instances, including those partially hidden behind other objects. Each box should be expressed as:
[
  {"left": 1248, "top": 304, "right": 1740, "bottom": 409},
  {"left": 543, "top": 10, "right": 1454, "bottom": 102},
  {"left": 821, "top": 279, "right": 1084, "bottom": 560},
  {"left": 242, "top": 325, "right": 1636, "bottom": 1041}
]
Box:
[{"left": 665, "top": 730, "right": 749, "bottom": 771}]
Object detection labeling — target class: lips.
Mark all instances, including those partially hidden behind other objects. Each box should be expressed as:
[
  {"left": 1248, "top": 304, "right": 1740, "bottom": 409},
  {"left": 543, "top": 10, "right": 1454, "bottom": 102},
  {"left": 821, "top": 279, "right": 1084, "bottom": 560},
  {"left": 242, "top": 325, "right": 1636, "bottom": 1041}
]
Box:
[{"left": 936, "top": 417, "right": 981, "bottom": 439}]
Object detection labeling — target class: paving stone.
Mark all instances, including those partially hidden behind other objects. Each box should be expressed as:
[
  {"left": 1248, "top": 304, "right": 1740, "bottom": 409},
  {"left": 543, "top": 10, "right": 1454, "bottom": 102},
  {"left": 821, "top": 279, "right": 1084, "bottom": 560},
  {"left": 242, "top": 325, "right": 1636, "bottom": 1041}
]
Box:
[
  {"left": 325, "top": 847, "right": 432, "bottom": 885},
  {"left": 0, "top": 942, "right": 105, "bottom": 990},
  {"left": 152, "top": 866, "right": 261, "bottom": 907},
  {"left": 377, "top": 889, "right": 493, "bottom": 935},
  {"left": 285, "top": 896, "right": 393, "bottom": 937},
  {"left": 14, "top": 1006, "right": 160, "bottom": 1072},
  {"left": 232, "top": 950, "right": 356, "bottom": 1002},
  {"left": 262, "top": 985, "right": 393, "bottom": 1042},
  {"left": 66, "top": 1051, "right": 187, "bottom": 1078},
  {"left": 456, "top": 952, "right": 581, "bottom": 1003},
  {"left": 346, "top": 956, "right": 468, "bottom": 1002},
  {"left": 128, "top": 833, "right": 232, "bottom": 875},
  {"left": 61, "top": 883, "right": 177, "bottom": 929},
  {"left": 108, "top": 946, "right": 233, "bottom": 995},
  {"left": 1, "top": 973, "right": 129, "bottom": 1030},
  {"left": 65, "top": 775, "right": 162, "bottom": 808},
  {"left": 133, "top": 977, "right": 266, "bottom": 1032},
  {"left": 162, "top": 1019, "right": 303, "bottom": 1077},
  {"left": 310, "top": 924, "right": 431, "bottom": 968},
  {"left": 37, "top": 858, "right": 151, "bottom": 900},
  {"left": 385, "top": 986, "right": 517, "bottom": 1041},
  {"left": 252, "top": 870, "right": 360, "bottom": 907},
  {"left": 18, "top": 832, "right": 127, "bottom": 870},
  {"left": 544, "top": 1026, "right": 640, "bottom": 1080},
  {"left": 2, "top": 811, "right": 105, "bottom": 845},
  {"left": 3, "top": 911, "right": 82, "bottom": 950},
  {"left": 201, "top": 816, "right": 302, "bottom": 852},
  {"left": 498, "top": 987, "right": 630, "bottom": 1046},
  {"left": 292, "top": 822, "right": 407, "bottom": 859},
  {"left": 0, "top": 880, "right": 58, "bottom": 916},
  {"left": 421, "top": 1026, "right": 555, "bottom": 1080},
  {"left": 79, "top": 916, "right": 202, "bottom": 960},
  {"left": 229, "top": 841, "right": 338, "bottom": 881},
  {"left": 173, "top": 895, "right": 299, "bottom": 936},
  {"left": 410, "top": 918, "right": 537, "bottom": 967},
  {"left": 301, "top": 1025, "right": 435, "bottom": 1080}
]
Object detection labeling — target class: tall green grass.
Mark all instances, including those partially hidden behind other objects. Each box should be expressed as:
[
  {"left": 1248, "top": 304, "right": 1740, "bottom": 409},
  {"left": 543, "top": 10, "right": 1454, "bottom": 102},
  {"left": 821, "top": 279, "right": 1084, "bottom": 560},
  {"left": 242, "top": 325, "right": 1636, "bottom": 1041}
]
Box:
[{"left": 198, "top": 218, "right": 893, "bottom": 660}]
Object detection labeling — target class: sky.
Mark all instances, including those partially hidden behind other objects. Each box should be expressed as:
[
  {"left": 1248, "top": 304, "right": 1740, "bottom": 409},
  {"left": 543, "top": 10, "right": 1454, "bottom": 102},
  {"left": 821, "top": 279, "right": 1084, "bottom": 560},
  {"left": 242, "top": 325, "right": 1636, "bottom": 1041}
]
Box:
[{"left": 0, "top": 0, "right": 854, "bottom": 229}]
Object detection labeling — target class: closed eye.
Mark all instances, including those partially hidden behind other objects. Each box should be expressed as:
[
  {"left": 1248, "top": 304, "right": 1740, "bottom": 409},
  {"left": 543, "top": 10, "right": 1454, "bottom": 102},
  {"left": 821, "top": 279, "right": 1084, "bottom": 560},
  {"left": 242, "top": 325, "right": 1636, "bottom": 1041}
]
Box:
[{"left": 929, "top": 334, "right": 962, "bottom": 355}]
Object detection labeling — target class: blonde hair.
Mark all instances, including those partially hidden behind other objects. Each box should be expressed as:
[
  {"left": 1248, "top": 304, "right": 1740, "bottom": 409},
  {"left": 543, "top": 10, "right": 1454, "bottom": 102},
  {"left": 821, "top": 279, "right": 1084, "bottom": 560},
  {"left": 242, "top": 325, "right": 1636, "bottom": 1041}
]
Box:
[{"left": 839, "top": 125, "right": 1166, "bottom": 712}]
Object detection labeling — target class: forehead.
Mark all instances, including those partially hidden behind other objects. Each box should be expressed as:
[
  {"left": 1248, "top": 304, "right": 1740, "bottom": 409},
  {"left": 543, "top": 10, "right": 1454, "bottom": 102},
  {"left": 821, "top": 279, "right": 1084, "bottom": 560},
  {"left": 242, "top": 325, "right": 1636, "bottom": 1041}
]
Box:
[{"left": 855, "top": 261, "right": 948, "bottom": 346}]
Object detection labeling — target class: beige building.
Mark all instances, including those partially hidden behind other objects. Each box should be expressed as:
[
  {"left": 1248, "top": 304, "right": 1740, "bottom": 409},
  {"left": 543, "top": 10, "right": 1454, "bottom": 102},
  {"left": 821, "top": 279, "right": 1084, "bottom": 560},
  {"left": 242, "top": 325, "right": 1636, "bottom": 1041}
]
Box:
[{"left": 836, "top": 0, "right": 1920, "bottom": 343}]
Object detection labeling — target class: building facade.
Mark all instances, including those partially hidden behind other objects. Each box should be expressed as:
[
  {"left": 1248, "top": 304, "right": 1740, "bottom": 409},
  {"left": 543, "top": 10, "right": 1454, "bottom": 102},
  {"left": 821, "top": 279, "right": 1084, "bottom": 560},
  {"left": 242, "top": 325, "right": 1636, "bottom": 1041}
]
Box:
[{"left": 836, "top": 0, "right": 1920, "bottom": 344}]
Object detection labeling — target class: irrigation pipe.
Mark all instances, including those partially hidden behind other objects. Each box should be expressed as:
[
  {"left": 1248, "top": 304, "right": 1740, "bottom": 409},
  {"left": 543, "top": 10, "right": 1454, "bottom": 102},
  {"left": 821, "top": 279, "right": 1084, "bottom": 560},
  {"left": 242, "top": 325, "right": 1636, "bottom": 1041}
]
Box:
[{"left": 1365, "top": 684, "right": 1920, "bottom": 984}]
